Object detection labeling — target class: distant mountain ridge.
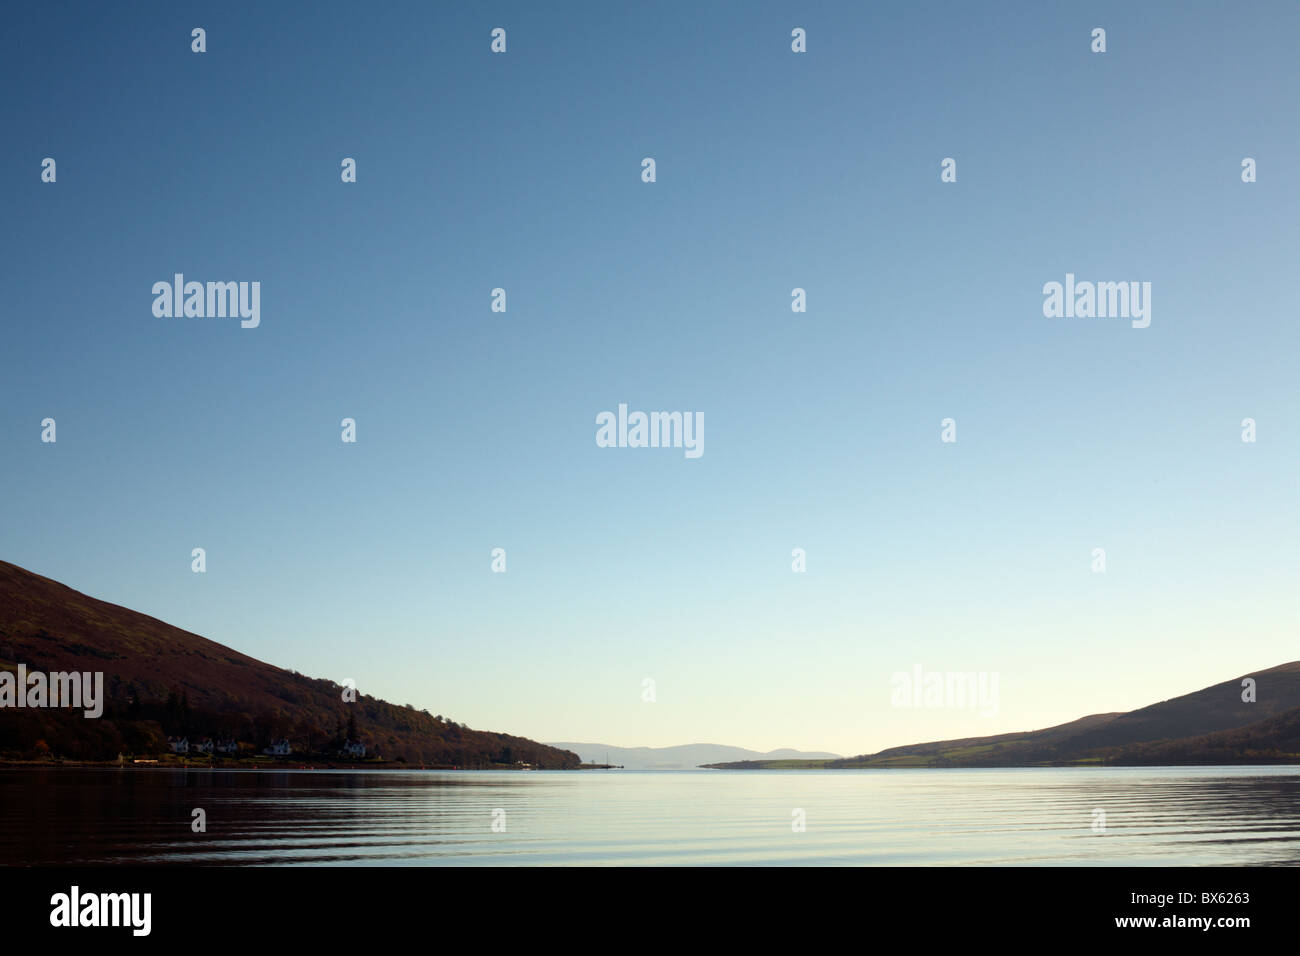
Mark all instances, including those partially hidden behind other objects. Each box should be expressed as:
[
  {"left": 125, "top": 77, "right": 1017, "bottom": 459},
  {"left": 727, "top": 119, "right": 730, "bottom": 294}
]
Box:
[
  {"left": 549, "top": 742, "right": 841, "bottom": 769},
  {"left": 0, "top": 560, "right": 579, "bottom": 767},
  {"left": 705, "top": 662, "right": 1300, "bottom": 769}
]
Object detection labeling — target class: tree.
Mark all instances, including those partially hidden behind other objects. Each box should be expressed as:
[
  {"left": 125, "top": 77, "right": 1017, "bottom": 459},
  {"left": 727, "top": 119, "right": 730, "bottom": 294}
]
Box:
[{"left": 164, "top": 689, "right": 182, "bottom": 732}]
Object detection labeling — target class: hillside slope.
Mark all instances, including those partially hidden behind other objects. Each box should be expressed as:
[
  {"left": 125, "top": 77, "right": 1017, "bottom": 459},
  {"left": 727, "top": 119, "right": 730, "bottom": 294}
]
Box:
[
  {"left": 705, "top": 664, "right": 1300, "bottom": 769},
  {"left": 0, "top": 560, "right": 579, "bottom": 767},
  {"left": 1104, "top": 704, "right": 1300, "bottom": 765}
]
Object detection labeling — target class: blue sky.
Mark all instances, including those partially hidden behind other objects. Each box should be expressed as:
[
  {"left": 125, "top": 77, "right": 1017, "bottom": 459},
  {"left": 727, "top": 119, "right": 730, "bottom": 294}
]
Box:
[{"left": 3, "top": 1, "right": 1298, "bottom": 755}]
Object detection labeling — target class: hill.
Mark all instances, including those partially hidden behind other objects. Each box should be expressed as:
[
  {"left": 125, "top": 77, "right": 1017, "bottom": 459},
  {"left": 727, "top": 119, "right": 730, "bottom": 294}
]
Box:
[
  {"left": 704, "top": 663, "right": 1300, "bottom": 769},
  {"left": 0, "top": 560, "right": 579, "bottom": 767},
  {"left": 548, "top": 742, "right": 841, "bottom": 770}
]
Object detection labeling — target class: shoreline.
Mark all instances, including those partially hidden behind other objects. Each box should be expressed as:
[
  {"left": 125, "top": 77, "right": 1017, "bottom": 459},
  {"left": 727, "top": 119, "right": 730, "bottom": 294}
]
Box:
[
  {"left": 5, "top": 759, "right": 1300, "bottom": 772},
  {"left": 0, "top": 759, "right": 587, "bottom": 771}
]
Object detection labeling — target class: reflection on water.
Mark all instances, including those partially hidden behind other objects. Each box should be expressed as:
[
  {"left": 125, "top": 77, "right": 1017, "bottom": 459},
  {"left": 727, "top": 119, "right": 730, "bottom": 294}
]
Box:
[{"left": 3, "top": 766, "right": 1299, "bottom": 865}]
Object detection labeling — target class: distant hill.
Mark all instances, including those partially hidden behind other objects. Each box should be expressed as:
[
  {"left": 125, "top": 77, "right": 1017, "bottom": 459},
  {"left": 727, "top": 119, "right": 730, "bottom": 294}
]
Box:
[
  {"left": 0, "top": 560, "right": 579, "bottom": 767},
  {"left": 704, "top": 663, "right": 1300, "bottom": 769},
  {"left": 549, "top": 742, "right": 841, "bottom": 770}
]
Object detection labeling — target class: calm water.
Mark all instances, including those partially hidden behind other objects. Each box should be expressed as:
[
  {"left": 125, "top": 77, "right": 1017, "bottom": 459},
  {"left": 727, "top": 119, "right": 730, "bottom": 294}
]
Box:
[{"left": 3, "top": 766, "right": 1300, "bottom": 865}]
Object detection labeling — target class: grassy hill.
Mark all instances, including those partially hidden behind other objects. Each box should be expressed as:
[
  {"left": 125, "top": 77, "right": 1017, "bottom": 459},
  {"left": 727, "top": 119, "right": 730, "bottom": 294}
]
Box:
[
  {"left": 1104, "top": 704, "right": 1300, "bottom": 765},
  {"left": 0, "top": 560, "right": 579, "bottom": 767},
  {"left": 704, "top": 663, "right": 1300, "bottom": 769}
]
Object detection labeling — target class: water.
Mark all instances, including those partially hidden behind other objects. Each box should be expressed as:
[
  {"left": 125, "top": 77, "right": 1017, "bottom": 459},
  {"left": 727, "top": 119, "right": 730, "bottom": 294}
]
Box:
[{"left": 3, "top": 766, "right": 1300, "bottom": 865}]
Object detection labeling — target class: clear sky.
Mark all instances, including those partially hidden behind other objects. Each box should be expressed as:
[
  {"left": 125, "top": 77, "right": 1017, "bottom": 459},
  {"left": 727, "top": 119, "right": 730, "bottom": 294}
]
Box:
[{"left": 3, "top": 2, "right": 1298, "bottom": 756}]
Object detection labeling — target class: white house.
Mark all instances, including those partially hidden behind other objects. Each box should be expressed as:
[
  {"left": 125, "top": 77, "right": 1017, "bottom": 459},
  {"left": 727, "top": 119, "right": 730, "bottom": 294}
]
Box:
[
  {"left": 193, "top": 738, "right": 215, "bottom": 754},
  {"left": 215, "top": 739, "right": 239, "bottom": 754},
  {"left": 167, "top": 736, "right": 189, "bottom": 754},
  {"left": 263, "top": 738, "right": 292, "bottom": 756},
  {"left": 343, "top": 740, "right": 366, "bottom": 758}
]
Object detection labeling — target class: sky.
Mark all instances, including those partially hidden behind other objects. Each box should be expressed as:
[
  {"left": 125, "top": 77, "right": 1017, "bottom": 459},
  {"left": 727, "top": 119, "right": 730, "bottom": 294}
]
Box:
[{"left": 2, "top": 1, "right": 1298, "bottom": 756}]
